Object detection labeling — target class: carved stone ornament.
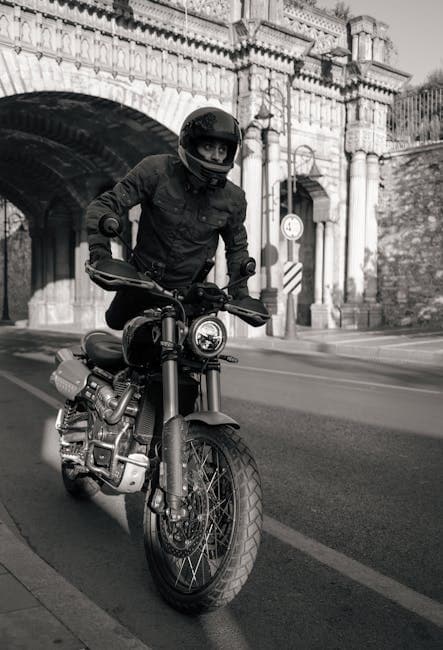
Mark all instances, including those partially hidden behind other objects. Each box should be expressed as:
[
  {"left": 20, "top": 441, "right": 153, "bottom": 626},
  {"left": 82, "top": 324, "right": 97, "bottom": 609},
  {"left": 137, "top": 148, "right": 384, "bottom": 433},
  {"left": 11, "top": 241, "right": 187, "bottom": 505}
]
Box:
[{"left": 345, "top": 124, "right": 372, "bottom": 153}]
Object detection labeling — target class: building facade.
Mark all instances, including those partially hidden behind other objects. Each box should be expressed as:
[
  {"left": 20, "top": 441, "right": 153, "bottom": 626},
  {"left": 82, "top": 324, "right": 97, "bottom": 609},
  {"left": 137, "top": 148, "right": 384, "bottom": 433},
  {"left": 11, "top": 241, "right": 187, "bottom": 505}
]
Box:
[{"left": 0, "top": 0, "right": 411, "bottom": 334}]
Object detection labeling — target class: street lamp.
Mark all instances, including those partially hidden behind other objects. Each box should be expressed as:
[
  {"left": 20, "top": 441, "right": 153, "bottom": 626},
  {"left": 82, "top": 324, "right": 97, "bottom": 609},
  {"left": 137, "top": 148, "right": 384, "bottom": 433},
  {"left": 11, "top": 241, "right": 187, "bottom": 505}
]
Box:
[
  {"left": 254, "top": 79, "right": 294, "bottom": 335},
  {"left": 1, "top": 198, "right": 27, "bottom": 325}
]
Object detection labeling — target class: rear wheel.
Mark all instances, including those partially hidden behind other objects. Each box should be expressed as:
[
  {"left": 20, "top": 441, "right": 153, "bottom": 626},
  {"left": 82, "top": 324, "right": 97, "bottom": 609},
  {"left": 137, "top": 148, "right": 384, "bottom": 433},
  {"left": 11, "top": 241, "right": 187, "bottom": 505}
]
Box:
[
  {"left": 144, "top": 423, "right": 262, "bottom": 613},
  {"left": 61, "top": 463, "right": 101, "bottom": 499}
]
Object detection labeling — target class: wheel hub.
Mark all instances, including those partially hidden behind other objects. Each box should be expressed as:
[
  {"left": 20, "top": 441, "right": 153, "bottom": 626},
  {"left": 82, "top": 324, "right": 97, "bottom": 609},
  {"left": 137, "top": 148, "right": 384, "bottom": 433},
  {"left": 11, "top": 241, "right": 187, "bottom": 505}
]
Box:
[{"left": 159, "top": 469, "right": 209, "bottom": 558}]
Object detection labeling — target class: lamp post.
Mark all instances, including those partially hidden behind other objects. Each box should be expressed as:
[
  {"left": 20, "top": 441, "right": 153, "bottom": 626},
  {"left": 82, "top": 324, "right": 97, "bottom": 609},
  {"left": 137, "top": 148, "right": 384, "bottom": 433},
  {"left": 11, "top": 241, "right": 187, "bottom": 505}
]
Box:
[
  {"left": 1, "top": 198, "right": 27, "bottom": 325},
  {"left": 254, "top": 93, "right": 278, "bottom": 333},
  {"left": 255, "top": 79, "right": 293, "bottom": 335}
]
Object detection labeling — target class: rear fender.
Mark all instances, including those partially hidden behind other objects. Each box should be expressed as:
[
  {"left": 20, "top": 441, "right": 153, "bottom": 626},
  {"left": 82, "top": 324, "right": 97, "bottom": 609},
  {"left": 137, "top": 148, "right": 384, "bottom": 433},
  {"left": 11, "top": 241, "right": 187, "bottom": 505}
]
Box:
[{"left": 184, "top": 411, "right": 239, "bottom": 429}]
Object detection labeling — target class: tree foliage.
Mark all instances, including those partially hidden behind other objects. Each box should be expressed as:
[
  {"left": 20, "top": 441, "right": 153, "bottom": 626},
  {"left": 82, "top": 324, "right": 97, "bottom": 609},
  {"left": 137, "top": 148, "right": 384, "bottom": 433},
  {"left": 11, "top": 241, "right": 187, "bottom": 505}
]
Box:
[
  {"left": 332, "top": 2, "right": 352, "bottom": 20},
  {"left": 420, "top": 68, "right": 443, "bottom": 90}
]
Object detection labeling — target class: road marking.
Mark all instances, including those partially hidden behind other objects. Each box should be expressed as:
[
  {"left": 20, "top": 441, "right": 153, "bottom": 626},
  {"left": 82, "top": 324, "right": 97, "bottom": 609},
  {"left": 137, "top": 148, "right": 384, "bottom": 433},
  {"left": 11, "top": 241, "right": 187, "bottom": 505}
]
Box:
[
  {"left": 2, "top": 368, "right": 442, "bottom": 628},
  {"left": 231, "top": 365, "right": 443, "bottom": 395},
  {"left": 264, "top": 516, "right": 443, "bottom": 629},
  {"left": 0, "top": 369, "right": 62, "bottom": 409},
  {"left": 383, "top": 338, "right": 443, "bottom": 349},
  {"left": 307, "top": 334, "right": 403, "bottom": 345}
]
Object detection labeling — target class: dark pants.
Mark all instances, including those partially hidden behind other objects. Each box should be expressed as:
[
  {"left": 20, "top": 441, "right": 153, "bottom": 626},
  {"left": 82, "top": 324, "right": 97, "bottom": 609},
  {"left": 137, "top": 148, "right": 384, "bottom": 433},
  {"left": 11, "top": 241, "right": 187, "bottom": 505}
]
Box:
[
  {"left": 105, "top": 288, "right": 159, "bottom": 330},
  {"left": 106, "top": 289, "right": 198, "bottom": 416}
]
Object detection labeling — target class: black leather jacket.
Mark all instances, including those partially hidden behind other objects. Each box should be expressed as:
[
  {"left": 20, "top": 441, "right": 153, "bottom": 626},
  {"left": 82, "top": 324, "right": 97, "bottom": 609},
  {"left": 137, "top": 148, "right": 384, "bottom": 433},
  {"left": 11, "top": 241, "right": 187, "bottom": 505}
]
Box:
[{"left": 86, "top": 154, "right": 250, "bottom": 295}]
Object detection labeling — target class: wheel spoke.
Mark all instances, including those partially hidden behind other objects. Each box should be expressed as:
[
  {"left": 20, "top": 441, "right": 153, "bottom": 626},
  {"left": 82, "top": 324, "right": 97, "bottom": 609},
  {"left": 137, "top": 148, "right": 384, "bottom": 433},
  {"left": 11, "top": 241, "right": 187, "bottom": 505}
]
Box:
[
  {"left": 174, "top": 557, "right": 186, "bottom": 587},
  {"left": 155, "top": 435, "right": 236, "bottom": 593}
]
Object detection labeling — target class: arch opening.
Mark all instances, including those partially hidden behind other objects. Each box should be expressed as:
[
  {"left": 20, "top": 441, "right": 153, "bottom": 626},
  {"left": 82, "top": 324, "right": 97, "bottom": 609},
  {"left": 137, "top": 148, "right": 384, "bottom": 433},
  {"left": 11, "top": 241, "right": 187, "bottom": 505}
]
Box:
[
  {"left": 280, "top": 177, "right": 331, "bottom": 326},
  {"left": 0, "top": 91, "right": 178, "bottom": 327}
]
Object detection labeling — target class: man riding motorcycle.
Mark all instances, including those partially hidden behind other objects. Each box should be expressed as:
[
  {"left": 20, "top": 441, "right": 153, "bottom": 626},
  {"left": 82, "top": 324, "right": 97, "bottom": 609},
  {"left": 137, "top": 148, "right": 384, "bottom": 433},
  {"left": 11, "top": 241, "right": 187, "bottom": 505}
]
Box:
[{"left": 86, "top": 106, "right": 268, "bottom": 329}]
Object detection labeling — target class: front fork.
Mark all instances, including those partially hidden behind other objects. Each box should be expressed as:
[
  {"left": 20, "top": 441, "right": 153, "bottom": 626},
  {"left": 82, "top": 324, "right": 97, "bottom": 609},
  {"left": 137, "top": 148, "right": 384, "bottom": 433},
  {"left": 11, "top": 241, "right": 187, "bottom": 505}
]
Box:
[
  {"left": 155, "top": 308, "right": 223, "bottom": 520},
  {"left": 158, "top": 308, "right": 188, "bottom": 520}
]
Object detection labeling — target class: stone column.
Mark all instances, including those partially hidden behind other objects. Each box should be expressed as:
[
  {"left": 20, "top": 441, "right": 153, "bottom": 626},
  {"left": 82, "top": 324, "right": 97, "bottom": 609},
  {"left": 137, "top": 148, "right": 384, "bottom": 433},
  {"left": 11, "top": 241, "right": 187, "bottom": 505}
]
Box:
[
  {"left": 342, "top": 150, "right": 369, "bottom": 328},
  {"left": 262, "top": 128, "right": 282, "bottom": 334},
  {"left": 314, "top": 221, "right": 324, "bottom": 304},
  {"left": 43, "top": 226, "right": 56, "bottom": 326},
  {"left": 241, "top": 124, "right": 263, "bottom": 338},
  {"left": 28, "top": 228, "right": 45, "bottom": 328},
  {"left": 242, "top": 125, "right": 263, "bottom": 300},
  {"left": 347, "top": 150, "right": 367, "bottom": 302},
  {"left": 311, "top": 221, "right": 329, "bottom": 329},
  {"left": 51, "top": 219, "right": 74, "bottom": 324},
  {"left": 351, "top": 34, "right": 359, "bottom": 60},
  {"left": 365, "top": 153, "right": 379, "bottom": 301},
  {"left": 323, "top": 220, "right": 334, "bottom": 306},
  {"left": 365, "top": 153, "right": 382, "bottom": 326},
  {"left": 73, "top": 226, "right": 94, "bottom": 330}
]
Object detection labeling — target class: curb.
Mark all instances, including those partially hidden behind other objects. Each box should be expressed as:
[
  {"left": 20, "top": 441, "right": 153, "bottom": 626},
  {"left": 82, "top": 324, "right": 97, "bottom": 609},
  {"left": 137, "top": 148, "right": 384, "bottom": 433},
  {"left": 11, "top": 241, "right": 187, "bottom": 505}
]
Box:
[{"left": 0, "top": 518, "right": 150, "bottom": 650}]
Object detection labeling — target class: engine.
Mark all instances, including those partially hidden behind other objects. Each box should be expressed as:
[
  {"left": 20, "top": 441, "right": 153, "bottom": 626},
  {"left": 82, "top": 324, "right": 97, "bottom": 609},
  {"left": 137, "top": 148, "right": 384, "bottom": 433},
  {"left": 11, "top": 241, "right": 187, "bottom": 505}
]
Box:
[{"left": 54, "top": 357, "right": 149, "bottom": 493}]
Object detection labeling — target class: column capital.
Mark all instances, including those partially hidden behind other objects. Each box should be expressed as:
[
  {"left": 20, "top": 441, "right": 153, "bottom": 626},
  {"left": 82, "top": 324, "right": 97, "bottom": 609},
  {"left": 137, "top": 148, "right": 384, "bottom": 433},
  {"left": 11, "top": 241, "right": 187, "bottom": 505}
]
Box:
[
  {"left": 242, "top": 124, "right": 263, "bottom": 160},
  {"left": 243, "top": 123, "right": 263, "bottom": 141},
  {"left": 263, "top": 127, "right": 280, "bottom": 145},
  {"left": 345, "top": 124, "right": 372, "bottom": 154}
]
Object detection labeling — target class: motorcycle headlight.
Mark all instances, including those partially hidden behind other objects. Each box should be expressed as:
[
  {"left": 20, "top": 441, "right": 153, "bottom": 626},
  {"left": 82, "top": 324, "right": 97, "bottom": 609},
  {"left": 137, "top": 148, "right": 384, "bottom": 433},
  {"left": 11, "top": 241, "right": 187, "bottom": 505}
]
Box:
[{"left": 188, "top": 316, "right": 227, "bottom": 358}]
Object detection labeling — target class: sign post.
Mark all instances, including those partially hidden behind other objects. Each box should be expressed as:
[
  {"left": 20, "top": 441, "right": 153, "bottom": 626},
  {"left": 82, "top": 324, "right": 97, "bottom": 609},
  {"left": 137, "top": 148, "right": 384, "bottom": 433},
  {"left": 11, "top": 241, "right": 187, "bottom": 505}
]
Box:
[{"left": 281, "top": 213, "right": 304, "bottom": 339}]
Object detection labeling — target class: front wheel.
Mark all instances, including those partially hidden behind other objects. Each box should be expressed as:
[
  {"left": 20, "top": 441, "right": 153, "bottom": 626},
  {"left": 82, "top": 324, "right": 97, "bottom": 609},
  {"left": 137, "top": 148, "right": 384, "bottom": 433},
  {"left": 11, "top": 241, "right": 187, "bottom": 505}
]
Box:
[{"left": 144, "top": 423, "right": 263, "bottom": 614}]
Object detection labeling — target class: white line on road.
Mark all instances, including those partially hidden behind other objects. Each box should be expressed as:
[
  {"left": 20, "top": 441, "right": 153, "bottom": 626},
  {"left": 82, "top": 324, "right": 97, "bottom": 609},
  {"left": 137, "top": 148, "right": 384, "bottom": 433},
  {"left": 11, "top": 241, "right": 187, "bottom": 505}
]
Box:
[
  {"left": 264, "top": 516, "right": 443, "bottom": 629},
  {"left": 3, "top": 368, "right": 443, "bottom": 629},
  {"left": 308, "top": 334, "right": 404, "bottom": 345},
  {"left": 383, "top": 338, "right": 443, "bottom": 349},
  {"left": 231, "top": 365, "right": 443, "bottom": 395},
  {"left": 0, "top": 369, "right": 62, "bottom": 409}
]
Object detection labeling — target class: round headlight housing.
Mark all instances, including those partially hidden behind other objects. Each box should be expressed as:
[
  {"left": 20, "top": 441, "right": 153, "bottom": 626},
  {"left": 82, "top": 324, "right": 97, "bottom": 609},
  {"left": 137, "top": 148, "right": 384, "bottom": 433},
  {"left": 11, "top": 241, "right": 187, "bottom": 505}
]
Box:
[{"left": 188, "top": 316, "right": 227, "bottom": 358}]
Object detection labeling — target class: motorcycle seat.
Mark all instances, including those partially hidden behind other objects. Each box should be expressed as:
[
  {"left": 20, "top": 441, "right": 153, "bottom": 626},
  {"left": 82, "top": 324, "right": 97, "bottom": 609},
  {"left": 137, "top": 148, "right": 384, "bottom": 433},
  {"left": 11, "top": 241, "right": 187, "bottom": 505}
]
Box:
[{"left": 82, "top": 330, "right": 125, "bottom": 372}]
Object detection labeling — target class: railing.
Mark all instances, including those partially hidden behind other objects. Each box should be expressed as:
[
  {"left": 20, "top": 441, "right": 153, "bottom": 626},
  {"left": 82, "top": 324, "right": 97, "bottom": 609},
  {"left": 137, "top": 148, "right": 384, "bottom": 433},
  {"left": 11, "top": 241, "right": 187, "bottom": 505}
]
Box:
[{"left": 388, "top": 87, "right": 443, "bottom": 150}]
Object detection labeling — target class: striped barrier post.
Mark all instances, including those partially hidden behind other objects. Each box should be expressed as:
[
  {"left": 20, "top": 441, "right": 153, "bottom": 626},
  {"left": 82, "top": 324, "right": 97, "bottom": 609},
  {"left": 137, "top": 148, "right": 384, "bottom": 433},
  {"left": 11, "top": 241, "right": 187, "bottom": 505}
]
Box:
[{"left": 283, "top": 261, "right": 303, "bottom": 296}]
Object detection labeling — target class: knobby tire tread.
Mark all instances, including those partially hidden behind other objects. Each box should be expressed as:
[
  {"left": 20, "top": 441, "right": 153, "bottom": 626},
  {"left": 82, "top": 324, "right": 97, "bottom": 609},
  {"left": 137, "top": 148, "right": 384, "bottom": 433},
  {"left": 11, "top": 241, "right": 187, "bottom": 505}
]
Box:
[{"left": 144, "top": 423, "right": 263, "bottom": 614}]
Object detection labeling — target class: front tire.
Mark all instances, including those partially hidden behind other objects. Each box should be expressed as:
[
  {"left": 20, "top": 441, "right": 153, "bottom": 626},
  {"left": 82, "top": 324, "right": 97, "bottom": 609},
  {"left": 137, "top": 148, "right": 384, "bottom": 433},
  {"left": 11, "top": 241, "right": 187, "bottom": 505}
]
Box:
[{"left": 144, "top": 423, "right": 262, "bottom": 614}]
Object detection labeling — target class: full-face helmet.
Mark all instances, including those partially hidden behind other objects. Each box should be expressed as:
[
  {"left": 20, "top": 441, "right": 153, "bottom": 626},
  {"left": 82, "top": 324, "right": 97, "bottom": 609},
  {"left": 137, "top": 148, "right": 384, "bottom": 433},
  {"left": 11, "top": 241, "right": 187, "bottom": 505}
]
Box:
[{"left": 178, "top": 107, "right": 241, "bottom": 188}]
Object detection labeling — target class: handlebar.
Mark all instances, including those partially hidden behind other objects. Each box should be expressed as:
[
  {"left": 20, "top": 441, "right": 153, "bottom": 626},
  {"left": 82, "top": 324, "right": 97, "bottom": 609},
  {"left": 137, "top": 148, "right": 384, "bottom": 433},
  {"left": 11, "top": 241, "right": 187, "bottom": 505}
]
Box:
[
  {"left": 85, "top": 261, "right": 174, "bottom": 297},
  {"left": 85, "top": 259, "right": 270, "bottom": 326}
]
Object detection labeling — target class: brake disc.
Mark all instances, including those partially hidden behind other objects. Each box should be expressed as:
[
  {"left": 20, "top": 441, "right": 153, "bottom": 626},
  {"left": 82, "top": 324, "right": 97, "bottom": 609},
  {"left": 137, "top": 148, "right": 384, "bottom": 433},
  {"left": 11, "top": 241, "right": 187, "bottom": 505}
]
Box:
[{"left": 159, "top": 470, "right": 209, "bottom": 558}]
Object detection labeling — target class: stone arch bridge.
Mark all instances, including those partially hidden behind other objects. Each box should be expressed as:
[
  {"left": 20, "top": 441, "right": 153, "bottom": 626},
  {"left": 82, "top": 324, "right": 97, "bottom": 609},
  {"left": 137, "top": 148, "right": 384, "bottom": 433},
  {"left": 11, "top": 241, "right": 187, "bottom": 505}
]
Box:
[{"left": 0, "top": 0, "right": 409, "bottom": 334}]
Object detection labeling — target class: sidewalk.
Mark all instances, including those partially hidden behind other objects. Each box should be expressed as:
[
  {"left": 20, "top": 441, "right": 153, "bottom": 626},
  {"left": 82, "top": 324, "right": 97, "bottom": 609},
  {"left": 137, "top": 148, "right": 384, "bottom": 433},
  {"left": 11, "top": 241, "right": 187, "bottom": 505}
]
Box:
[
  {"left": 0, "top": 505, "right": 149, "bottom": 649},
  {"left": 228, "top": 325, "right": 443, "bottom": 367},
  {"left": 2, "top": 322, "right": 443, "bottom": 367}
]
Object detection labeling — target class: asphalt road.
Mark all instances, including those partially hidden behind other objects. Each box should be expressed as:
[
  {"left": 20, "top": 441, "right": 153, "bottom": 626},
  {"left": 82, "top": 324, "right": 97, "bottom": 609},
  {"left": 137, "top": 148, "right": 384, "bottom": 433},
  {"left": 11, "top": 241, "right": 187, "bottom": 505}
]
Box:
[{"left": 0, "top": 330, "right": 442, "bottom": 649}]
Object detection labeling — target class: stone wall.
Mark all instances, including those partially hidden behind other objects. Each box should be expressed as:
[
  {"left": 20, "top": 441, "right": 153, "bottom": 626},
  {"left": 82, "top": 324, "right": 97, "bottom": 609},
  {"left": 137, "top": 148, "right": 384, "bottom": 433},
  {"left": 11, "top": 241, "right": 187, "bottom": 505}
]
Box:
[
  {"left": 0, "top": 229, "right": 32, "bottom": 323},
  {"left": 378, "top": 143, "right": 443, "bottom": 327}
]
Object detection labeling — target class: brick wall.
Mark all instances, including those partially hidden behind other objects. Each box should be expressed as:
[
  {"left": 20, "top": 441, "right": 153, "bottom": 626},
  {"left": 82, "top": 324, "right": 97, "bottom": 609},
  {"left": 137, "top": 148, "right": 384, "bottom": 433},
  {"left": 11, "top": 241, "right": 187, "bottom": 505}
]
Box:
[{"left": 378, "top": 143, "right": 443, "bottom": 327}]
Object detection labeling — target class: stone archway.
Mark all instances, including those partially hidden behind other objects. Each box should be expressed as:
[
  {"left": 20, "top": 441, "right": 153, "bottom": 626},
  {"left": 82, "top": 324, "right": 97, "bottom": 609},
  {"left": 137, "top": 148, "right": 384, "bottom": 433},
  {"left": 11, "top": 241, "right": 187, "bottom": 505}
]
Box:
[{"left": 0, "top": 91, "right": 178, "bottom": 328}]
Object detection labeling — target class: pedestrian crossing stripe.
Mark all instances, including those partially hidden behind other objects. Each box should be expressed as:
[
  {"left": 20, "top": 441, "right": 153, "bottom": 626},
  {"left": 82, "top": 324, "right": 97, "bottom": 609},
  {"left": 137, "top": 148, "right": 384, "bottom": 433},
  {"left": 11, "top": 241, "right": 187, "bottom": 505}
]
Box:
[{"left": 283, "top": 261, "right": 303, "bottom": 295}]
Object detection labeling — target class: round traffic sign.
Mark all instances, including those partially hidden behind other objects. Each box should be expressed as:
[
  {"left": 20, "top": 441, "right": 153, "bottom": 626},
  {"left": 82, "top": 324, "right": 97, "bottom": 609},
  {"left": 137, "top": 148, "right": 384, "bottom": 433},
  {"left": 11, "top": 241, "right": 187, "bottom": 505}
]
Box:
[{"left": 281, "top": 213, "right": 304, "bottom": 241}]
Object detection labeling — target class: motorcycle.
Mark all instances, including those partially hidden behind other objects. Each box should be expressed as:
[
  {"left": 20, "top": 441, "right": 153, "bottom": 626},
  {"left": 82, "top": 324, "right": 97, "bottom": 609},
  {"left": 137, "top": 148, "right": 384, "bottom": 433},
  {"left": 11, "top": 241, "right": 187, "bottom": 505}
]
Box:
[{"left": 50, "top": 214, "right": 269, "bottom": 613}]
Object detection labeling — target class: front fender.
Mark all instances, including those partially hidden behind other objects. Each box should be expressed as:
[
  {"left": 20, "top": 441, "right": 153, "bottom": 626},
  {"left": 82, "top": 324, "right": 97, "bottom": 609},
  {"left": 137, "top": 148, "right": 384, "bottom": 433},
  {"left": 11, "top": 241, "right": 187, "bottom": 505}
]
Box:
[{"left": 184, "top": 411, "right": 239, "bottom": 429}]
